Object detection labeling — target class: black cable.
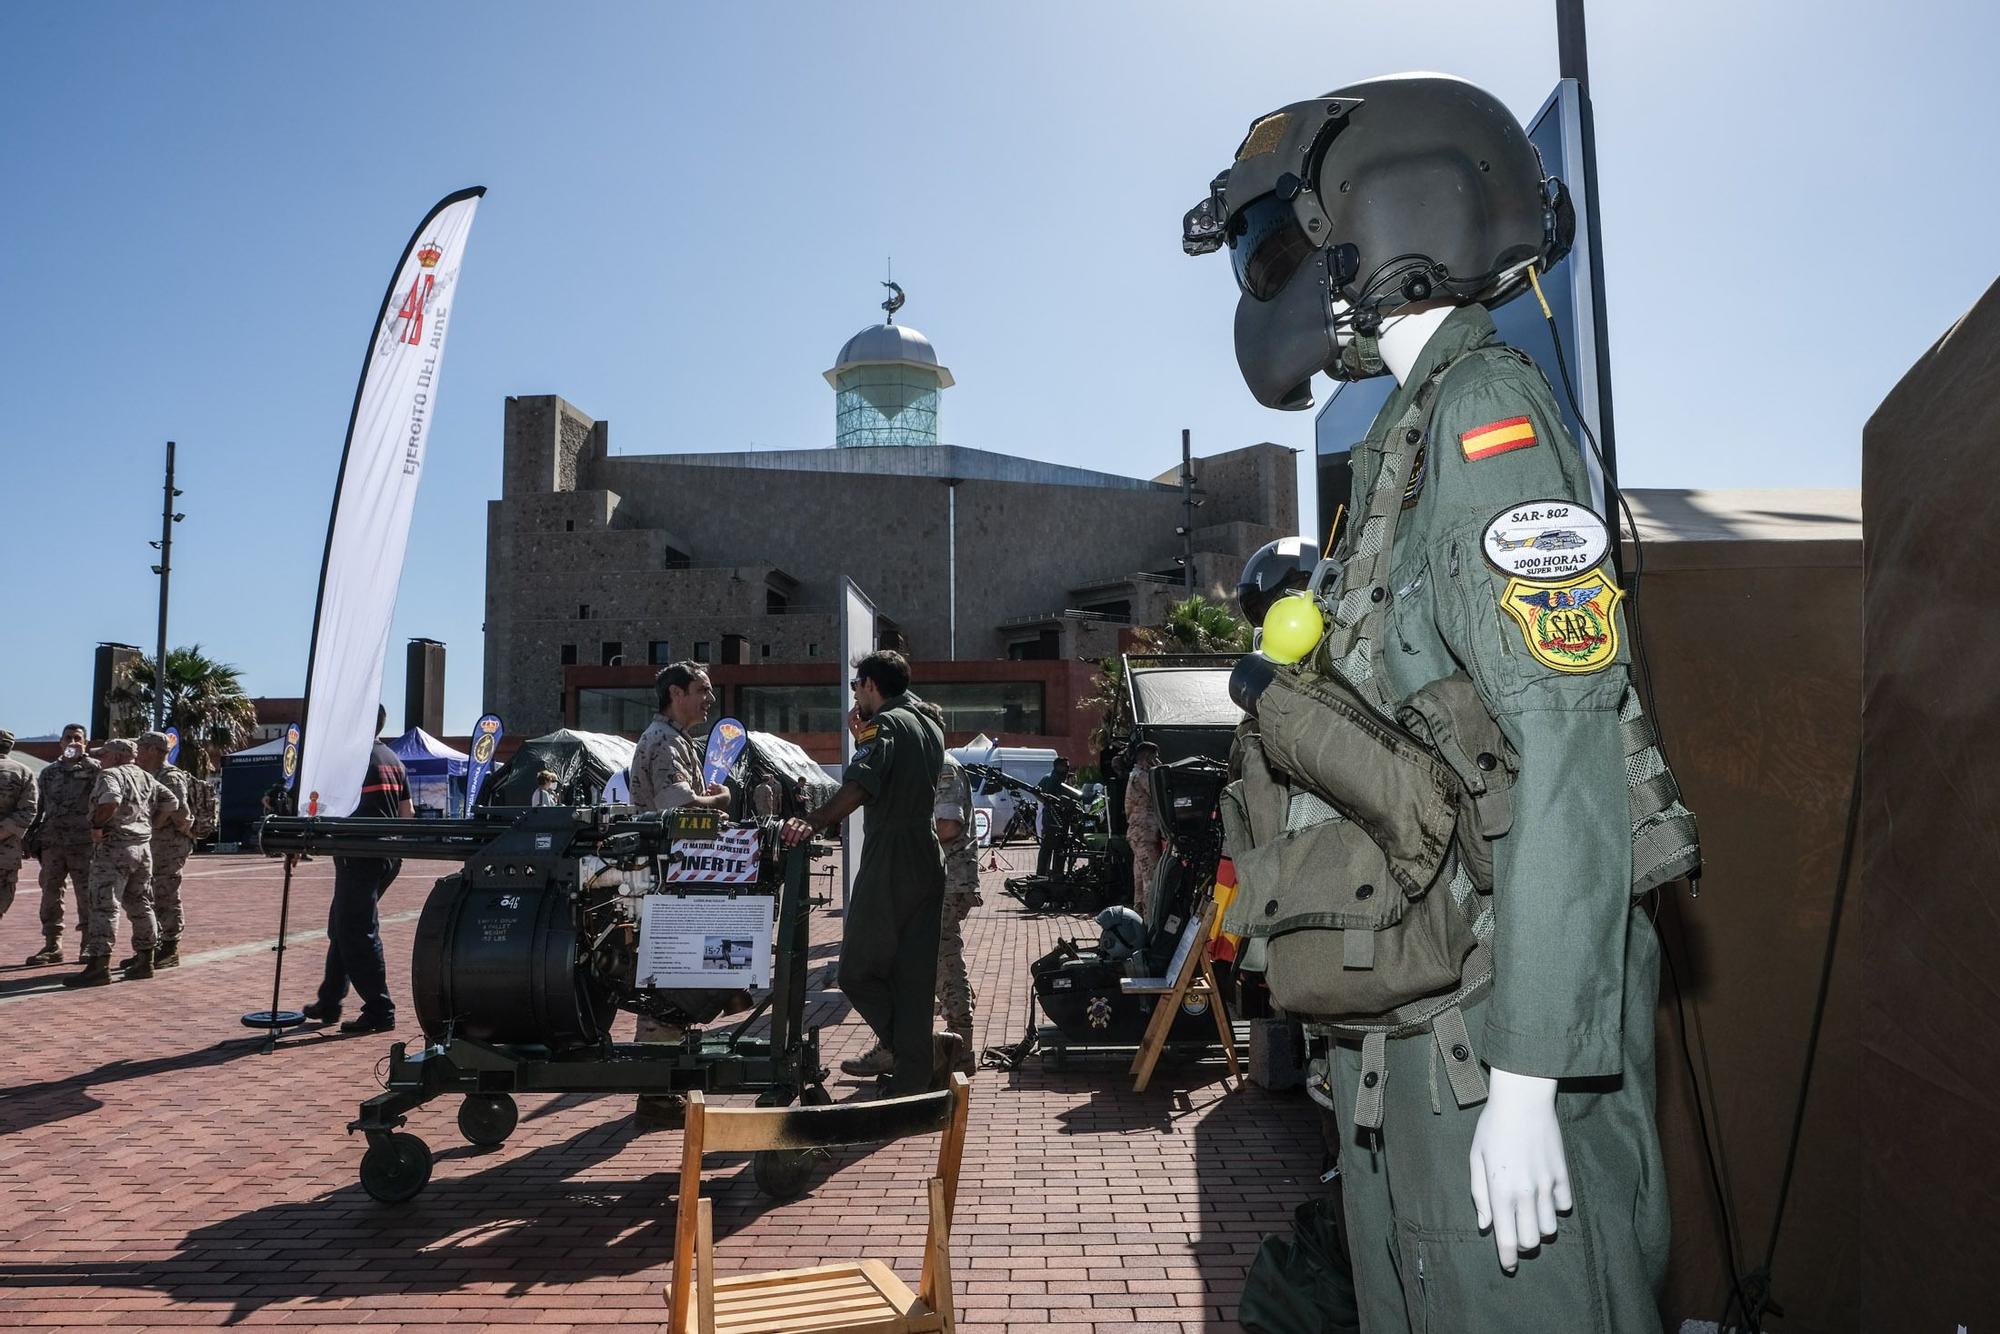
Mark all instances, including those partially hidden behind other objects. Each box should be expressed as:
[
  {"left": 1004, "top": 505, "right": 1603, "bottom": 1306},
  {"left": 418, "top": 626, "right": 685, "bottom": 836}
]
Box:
[
  {"left": 1734, "top": 743, "right": 1861, "bottom": 1330},
  {"left": 1536, "top": 287, "right": 1760, "bottom": 1329}
]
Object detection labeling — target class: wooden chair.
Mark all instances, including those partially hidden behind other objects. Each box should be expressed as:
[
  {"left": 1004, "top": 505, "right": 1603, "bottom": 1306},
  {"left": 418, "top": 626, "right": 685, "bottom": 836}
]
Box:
[
  {"left": 667, "top": 1073, "right": 971, "bottom": 1334},
  {"left": 1121, "top": 899, "right": 1240, "bottom": 1093}
]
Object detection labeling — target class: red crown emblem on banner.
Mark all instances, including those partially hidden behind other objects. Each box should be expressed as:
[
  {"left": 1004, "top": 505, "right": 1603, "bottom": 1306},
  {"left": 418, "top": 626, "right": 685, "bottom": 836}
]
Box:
[{"left": 416, "top": 242, "right": 443, "bottom": 269}]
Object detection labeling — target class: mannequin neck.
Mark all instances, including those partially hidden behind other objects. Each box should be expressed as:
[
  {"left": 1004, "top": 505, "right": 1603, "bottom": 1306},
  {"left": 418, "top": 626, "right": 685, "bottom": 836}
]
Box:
[{"left": 1376, "top": 305, "right": 1454, "bottom": 386}]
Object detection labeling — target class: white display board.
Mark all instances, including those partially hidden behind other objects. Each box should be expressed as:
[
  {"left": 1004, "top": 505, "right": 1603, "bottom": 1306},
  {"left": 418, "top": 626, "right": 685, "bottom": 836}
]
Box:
[
  {"left": 638, "top": 893, "right": 773, "bottom": 989},
  {"left": 836, "top": 576, "right": 878, "bottom": 912}
]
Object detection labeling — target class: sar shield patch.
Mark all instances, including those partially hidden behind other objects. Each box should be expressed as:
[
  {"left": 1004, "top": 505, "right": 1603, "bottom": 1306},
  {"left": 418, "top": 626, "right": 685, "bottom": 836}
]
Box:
[{"left": 1499, "top": 565, "right": 1624, "bottom": 673}]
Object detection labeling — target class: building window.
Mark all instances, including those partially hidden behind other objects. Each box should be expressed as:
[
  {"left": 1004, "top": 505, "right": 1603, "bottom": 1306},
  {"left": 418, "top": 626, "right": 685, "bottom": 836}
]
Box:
[
  {"left": 664, "top": 545, "right": 691, "bottom": 569},
  {"left": 649, "top": 640, "right": 672, "bottom": 665},
  {"left": 760, "top": 643, "right": 771, "bottom": 659},
  {"left": 601, "top": 641, "right": 622, "bottom": 666},
  {"left": 577, "top": 603, "right": 590, "bottom": 620},
  {"left": 560, "top": 644, "right": 577, "bottom": 666},
  {"left": 565, "top": 519, "right": 575, "bottom": 532},
  {"left": 807, "top": 643, "right": 819, "bottom": 658},
  {"left": 766, "top": 588, "right": 789, "bottom": 614},
  {"left": 694, "top": 641, "right": 710, "bottom": 663},
  {"left": 739, "top": 684, "right": 843, "bottom": 733},
  {"left": 925, "top": 680, "right": 1046, "bottom": 734},
  {"left": 576, "top": 686, "right": 656, "bottom": 734}
]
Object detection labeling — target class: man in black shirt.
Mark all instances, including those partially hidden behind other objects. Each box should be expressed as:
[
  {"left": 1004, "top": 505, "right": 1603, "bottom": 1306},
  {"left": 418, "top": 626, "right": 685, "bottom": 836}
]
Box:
[{"left": 301, "top": 706, "right": 412, "bottom": 1034}]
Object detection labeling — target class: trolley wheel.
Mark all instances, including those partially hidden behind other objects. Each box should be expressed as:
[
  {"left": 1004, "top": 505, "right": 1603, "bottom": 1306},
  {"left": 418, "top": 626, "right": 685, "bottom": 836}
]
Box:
[
  {"left": 457, "top": 1093, "right": 518, "bottom": 1147},
  {"left": 1023, "top": 884, "right": 1048, "bottom": 913},
  {"left": 753, "top": 1148, "right": 821, "bottom": 1201},
  {"left": 359, "top": 1131, "right": 433, "bottom": 1204},
  {"left": 801, "top": 1084, "right": 833, "bottom": 1107},
  {"left": 1040, "top": 1043, "right": 1069, "bottom": 1073}
]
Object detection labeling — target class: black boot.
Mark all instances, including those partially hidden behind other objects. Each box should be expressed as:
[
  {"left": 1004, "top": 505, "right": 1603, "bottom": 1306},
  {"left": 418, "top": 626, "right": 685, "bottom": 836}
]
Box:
[
  {"left": 154, "top": 938, "right": 180, "bottom": 969},
  {"left": 121, "top": 948, "right": 155, "bottom": 981},
  {"left": 25, "top": 938, "right": 63, "bottom": 967},
  {"left": 61, "top": 956, "right": 112, "bottom": 988}
]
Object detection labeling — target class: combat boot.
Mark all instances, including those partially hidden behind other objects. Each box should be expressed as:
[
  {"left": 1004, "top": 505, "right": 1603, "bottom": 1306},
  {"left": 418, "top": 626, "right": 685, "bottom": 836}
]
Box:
[
  {"left": 154, "top": 938, "right": 180, "bottom": 969},
  {"left": 60, "top": 956, "right": 112, "bottom": 988},
  {"left": 25, "top": 938, "right": 63, "bottom": 967},
  {"left": 944, "top": 1018, "right": 978, "bottom": 1075},
  {"left": 121, "top": 948, "right": 155, "bottom": 981},
  {"left": 839, "top": 1043, "right": 895, "bottom": 1078}
]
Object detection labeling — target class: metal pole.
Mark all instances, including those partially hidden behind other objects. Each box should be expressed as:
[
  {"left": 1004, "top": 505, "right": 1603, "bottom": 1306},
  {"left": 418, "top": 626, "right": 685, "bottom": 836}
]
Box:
[
  {"left": 946, "top": 479, "right": 958, "bottom": 660},
  {"left": 154, "top": 441, "right": 177, "bottom": 728},
  {"left": 1180, "top": 429, "right": 1195, "bottom": 593},
  {"left": 1556, "top": 0, "right": 1619, "bottom": 485}
]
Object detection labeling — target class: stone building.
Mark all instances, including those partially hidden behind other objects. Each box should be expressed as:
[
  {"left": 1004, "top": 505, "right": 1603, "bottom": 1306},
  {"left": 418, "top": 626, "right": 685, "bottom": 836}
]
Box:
[{"left": 482, "top": 311, "right": 1296, "bottom": 742}]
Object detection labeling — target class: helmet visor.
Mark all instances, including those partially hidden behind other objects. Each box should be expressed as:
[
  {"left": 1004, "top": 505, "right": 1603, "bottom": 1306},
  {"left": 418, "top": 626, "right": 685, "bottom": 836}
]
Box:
[{"left": 1229, "top": 194, "right": 1316, "bottom": 302}]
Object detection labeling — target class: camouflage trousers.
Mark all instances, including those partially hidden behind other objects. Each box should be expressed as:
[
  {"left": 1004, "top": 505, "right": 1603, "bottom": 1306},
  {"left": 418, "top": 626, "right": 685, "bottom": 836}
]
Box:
[
  {"left": 934, "top": 856, "right": 982, "bottom": 1038},
  {"left": 84, "top": 841, "right": 154, "bottom": 959},
  {"left": 1130, "top": 833, "right": 1164, "bottom": 919},
  {"left": 36, "top": 840, "right": 94, "bottom": 939},
  {"left": 152, "top": 839, "right": 192, "bottom": 942}
]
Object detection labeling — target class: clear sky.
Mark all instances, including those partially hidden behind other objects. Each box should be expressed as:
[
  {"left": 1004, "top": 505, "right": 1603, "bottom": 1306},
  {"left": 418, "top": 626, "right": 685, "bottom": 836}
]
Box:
[{"left": 2, "top": 2, "right": 1991, "bottom": 738}]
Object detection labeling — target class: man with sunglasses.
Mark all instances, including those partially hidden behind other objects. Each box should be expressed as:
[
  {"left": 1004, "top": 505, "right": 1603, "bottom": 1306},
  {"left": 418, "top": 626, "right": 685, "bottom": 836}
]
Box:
[{"left": 782, "top": 650, "right": 946, "bottom": 1094}]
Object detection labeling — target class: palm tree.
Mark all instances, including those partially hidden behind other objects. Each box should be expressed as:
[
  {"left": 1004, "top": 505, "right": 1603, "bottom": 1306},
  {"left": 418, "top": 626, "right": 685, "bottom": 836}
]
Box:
[
  {"left": 1078, "top": 595, "right": 1249, "bottom": 746},
  {"left": 107, "top": 645, "right": 259, "bottom": 778}
]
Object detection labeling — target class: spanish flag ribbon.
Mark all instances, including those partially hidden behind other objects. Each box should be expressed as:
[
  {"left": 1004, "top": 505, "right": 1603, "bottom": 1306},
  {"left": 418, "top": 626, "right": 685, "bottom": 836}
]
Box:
[
  {"left": 1459, "top": 415, "right": 1538, "bottom": 462},
  {"left": 1209, "top": 857, "right": 1243, "bottom": 964}
]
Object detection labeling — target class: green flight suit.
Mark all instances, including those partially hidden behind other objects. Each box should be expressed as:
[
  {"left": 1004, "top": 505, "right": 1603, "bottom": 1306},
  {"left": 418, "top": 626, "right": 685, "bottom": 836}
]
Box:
[
  {"left": 837, "top": 692, "right": 946, "bottom": 1094},
  {"left": 1325, "top": 306, "right": 1668, "bottom": 1332}
]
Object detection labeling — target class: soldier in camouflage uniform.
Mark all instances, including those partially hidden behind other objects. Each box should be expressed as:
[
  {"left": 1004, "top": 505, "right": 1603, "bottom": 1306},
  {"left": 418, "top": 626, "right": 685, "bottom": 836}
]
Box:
[
  {"left": 63, "top": 739, "right": 179, "bottom": 987},
  {"left": 134, "top": 732, "right": 197, "bottom": 969},
  {"left": 0, "top": 731, "right": 40, "bottom": 938},
  {"left": 914, "top": 701, "right": 980, "bottom": 1071},
  {"left": 29, "top": 723, "right": 98, "bottom": 966}
]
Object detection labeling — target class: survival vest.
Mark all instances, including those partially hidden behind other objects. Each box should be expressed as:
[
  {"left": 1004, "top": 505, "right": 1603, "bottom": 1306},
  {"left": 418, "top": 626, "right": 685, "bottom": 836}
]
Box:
[{"left": 1218, "top": 344, "right": 1701, "bottom": 1130}]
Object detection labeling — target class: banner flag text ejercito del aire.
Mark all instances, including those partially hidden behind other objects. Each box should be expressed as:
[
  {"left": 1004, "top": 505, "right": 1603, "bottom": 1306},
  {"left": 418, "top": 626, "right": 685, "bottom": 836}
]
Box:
[{"left": 297, "top": 187, "right": 485, "bottom": 817}]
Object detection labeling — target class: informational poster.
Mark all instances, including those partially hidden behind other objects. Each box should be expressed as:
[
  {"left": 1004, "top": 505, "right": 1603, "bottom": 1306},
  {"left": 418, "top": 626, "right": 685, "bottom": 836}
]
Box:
[{"left": 638, "top": 893, "right": 773, "bottom": 989}]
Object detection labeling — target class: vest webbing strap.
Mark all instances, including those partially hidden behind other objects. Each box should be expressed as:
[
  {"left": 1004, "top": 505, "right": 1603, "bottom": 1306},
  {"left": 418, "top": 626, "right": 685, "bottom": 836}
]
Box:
[
  {"left": 1432, "top": 1003, "right": 1489, "bottom": 1109},
  {"left": 1355, "top": 1031, "right": 1389, "bottom": 1131}
]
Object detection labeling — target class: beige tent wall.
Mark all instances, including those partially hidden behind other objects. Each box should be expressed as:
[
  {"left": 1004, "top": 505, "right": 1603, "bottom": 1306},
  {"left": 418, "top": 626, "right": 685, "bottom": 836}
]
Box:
[{"left": 1615, "top": 490, "right": 1862, "bottom": 1332}]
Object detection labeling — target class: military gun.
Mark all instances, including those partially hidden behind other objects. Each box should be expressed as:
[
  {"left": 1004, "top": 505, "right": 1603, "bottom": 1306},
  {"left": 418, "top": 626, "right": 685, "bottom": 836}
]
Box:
[
  {"left": 255, "top": 805, "right": 833, "bottom": 1204},
  {"left": 963, "top": 763, "right": 1120, "bottom": 914}
]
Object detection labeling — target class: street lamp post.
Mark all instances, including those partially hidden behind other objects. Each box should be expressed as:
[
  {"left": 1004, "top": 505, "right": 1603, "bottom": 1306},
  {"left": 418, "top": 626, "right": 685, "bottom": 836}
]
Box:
[{"left": 147, "top": 441, "right": 185, "bottom": 729}]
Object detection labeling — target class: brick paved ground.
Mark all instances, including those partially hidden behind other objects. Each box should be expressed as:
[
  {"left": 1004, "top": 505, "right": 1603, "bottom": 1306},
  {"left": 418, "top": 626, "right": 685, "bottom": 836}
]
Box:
[{"left": 0, "top": 845, "right": 1323, "bottom": 1332}]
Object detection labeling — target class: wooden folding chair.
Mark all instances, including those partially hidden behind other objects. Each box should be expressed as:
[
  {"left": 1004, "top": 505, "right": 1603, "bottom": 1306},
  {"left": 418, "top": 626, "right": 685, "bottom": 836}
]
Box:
[
  {"left": 1121, "top": 899, "right": 1240, "bottom": 1093},
  {"left": 667, "top": 1073, "right": 971, "bottom": 1334}
]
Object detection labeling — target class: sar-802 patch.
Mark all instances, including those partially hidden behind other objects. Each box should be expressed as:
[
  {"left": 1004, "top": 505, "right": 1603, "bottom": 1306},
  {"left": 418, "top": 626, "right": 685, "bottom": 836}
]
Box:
[
  {"left": 1499, "top": 565, "right": 1624, "bottom": 673},
  {"left": 1459, "top": 415, "right": 1538, "bottom": 462}
]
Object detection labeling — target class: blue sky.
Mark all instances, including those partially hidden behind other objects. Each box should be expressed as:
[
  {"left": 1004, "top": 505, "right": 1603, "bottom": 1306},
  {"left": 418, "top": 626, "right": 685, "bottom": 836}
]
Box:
[{"left": 2, "top": 1, "right": 1991, "bottom": 737}]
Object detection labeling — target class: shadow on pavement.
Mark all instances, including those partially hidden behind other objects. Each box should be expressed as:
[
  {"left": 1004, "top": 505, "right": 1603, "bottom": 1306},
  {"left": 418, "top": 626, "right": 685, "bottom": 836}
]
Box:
[{"left": 0, "top": 1036, "right": 273, "bottom": 1134}]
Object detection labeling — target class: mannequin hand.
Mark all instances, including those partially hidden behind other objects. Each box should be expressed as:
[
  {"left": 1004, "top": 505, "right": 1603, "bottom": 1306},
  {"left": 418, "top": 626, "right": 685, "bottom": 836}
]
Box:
[{"left": 1468, "top": 1067, "right": 1571, "bottom": 1272}]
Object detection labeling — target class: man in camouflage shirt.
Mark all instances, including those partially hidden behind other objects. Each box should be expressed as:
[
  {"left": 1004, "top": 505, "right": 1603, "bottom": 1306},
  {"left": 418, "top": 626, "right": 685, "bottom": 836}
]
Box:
[
  {"left": 0, "top": 730, "right": 40, "bottom": 941},
  {"left": 134, "top": 732, "right": 197, "bottom": 969},
  {"left": 29, "top": 723, "right": 98, "bottom": 966},
  {"left": 64, "top": 739, "right": 180, "bottom": 986},
  {"left": 914, "top": 701, "right": 980, "bottom": 1073},
  {"left": 628, "top": 661, "right": 731, "bottom": 1129}
]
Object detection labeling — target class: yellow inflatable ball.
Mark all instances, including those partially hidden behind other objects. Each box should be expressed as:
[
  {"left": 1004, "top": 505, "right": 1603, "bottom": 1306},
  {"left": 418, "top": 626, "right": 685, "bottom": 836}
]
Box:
[{"left": 1261, "top": 594, "right": 1325, "bottom": 665}]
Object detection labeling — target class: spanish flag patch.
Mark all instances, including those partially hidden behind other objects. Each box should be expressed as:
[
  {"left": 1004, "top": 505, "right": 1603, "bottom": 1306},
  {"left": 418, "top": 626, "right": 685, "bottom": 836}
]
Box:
[{"left": 1459, "top": 415, "right": 1538, "bottom": 462}]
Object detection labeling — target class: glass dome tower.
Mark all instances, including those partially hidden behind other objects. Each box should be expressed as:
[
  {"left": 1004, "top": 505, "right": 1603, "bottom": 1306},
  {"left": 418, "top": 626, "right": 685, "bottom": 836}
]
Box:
[{"left": 824, "top": 301, "right": 954, "bottom": 448}]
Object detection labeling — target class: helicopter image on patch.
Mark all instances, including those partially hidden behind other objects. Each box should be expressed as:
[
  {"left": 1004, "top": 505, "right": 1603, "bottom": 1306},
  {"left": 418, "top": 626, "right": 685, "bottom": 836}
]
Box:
[{"left": 1489, "top": 526, "right": 1588, "bottom": 553}]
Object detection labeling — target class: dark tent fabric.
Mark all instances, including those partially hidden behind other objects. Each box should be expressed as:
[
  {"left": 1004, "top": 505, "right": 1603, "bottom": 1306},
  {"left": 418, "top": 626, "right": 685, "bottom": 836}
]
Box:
[
  {"left": 1858, "top": 275, "right": 2000, "bottom": 1326},
  {"left": 219, "top": 735, "right": 287, "bottom": 844},
  {"left": 729, "top": 730, "right": 839, "bottom": 815},
  {"left": 478, "top": 729, "right": 634, "bottom": 808}
]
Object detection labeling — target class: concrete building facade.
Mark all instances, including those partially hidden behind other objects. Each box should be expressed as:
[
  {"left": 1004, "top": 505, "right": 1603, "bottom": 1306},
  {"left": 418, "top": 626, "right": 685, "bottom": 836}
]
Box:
[{"left": 483, "top": 318, "right": 1297, "bottom": 738}]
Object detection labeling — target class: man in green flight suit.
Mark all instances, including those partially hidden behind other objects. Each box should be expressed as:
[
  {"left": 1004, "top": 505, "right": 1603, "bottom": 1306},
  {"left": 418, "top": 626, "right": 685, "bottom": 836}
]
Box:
[
  {"left": 1186, "top": 74, "right": 1697, "bottom": 1332},
  {"left": 781, "top": 650, "right": 946, "bottom": 1095}
]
